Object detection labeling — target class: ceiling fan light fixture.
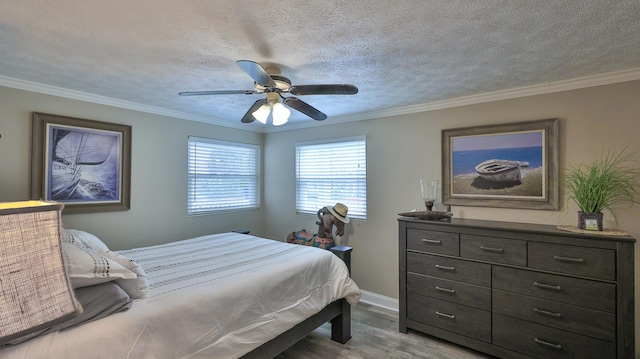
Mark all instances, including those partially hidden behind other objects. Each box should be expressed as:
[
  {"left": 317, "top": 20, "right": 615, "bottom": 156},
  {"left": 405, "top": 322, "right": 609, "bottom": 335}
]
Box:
[
  {"left": 251, "top": 104, "right": 271, "bottom": 124},
  {"left": 272, "top": 102, "right": 290, "bottom": 126},
  {"left": 180, "top": 60, "right": 357, "bottom": 124}
]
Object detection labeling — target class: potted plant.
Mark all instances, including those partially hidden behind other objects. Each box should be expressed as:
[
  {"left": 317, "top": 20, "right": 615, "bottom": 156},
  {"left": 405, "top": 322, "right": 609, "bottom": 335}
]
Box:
[{"left": 563, "top": 149, "right": 640, "bottom": 231}]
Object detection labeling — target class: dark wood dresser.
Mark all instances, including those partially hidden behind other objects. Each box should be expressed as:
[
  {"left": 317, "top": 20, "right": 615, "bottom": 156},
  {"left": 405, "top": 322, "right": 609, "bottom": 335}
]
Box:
[{"left": 398, "top": 217, "right": 635, "bottom": 359}]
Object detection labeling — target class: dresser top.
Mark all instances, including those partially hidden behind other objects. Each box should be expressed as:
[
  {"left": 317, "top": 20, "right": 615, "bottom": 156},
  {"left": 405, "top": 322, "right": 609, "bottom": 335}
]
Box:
[{"left": 398, "top": 216, "right": 636, "bottom": 243}]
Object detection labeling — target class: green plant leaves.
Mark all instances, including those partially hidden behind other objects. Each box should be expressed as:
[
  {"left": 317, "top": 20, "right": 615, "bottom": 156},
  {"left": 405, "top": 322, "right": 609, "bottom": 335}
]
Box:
[{"left": 562, "top": 148, "right": 640, "bottom": 215}]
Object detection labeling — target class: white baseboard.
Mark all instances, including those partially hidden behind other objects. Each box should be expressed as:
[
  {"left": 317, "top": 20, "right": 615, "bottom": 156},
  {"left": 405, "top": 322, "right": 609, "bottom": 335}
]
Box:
[{"left": 359, "top": 290, "right": 399, "bottom": 312}]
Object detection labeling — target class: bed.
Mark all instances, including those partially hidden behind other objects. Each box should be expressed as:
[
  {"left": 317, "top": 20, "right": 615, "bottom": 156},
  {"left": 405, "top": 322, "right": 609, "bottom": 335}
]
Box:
[{"left": 0, "top": 230, "right": 361, "bottom": 359}]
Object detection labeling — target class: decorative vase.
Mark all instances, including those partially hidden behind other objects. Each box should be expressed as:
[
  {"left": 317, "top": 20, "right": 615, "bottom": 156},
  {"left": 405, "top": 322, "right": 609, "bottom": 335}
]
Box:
[{"left": 578, "top": 211, "right": 603, "bottom": 231}]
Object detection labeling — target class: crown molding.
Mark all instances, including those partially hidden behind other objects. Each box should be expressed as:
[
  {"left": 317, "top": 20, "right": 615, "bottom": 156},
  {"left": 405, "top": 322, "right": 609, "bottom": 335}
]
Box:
[
  {"left": 264, "top": 67, "right": 640, "bottom": 132},
  {"left": 334, "top": 67, "right": 640, "bottom": 123},
  {"left": 0, "top": 75, "right": 256, "bottom": 132},
  {"left": 3, "top": 67, "right": 640, "bottom": 134}
]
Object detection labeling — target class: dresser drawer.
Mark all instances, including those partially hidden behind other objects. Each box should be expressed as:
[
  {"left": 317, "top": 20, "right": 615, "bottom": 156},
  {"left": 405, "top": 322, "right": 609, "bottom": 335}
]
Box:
[
  {"left": 493, "top": 266, "right": 615, "bottom": 312},
  {"left": 460, "top": 234, "right": 526, "bottom": 265},
  {"left": 407, "top": 252, "right": 491, "bottom": 287},
  {"left": 407, "top": 273, "right": 491, "bottom": 310},
  {"left": 493, "top": 290, "right": 615, "bottom": 341},
  {"left": 407, "top": 229, "right": 459, "bottom": 255},
  {"left": 493, "top": 314, "right": 615, "bottom": 359},
  {"left": 528, "top": 242, "right": 615, "bottom": 281},
  {"left": 408, "top": 294, "right": 491, "bottom": 342}
]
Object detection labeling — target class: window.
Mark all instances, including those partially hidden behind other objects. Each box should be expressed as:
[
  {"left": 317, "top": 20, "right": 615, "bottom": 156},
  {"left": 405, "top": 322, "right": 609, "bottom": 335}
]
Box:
[
  {"left": 187, "top": 137, "right": 259, "bottom": 215},
  {"left": 295, "top": 137, "right": 366, "bottom": 219}
]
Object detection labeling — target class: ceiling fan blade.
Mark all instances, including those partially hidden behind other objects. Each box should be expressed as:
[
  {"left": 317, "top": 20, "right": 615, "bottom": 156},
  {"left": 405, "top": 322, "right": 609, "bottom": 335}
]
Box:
[
  {"left": 241, "top": 99, "right": 268, "bottom": 123},
  {"left": 179, "top": 90, "right": 256, "bottom": 96},
  {"left": 236, "top": 60, "right": 275, "bottom": 87},
  {"left": 283, "top": 97, "right": 327, "bottom": 121},
  {"left": 289, "top": 84, "right": 358, "bottom": 96}
]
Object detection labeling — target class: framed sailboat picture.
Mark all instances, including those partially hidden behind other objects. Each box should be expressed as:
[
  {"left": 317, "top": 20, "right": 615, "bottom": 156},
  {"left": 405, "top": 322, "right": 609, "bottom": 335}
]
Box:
[
  {"left": 31, "top": 113, "right": 131, "bottom": 213},
  {"left": 441, "top": 118, "right": 559, "bottom": 210}
]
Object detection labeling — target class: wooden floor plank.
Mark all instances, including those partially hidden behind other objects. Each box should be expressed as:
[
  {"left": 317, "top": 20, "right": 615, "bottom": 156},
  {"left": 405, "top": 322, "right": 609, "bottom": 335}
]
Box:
[{"left": 275, "top": 302, "right": 495, "bottom": 359}]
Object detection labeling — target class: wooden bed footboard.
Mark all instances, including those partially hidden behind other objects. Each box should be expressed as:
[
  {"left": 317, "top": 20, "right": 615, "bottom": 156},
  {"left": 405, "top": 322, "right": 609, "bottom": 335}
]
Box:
[{"left": 241, "top": 246, "right": 354, "bottom": 359}]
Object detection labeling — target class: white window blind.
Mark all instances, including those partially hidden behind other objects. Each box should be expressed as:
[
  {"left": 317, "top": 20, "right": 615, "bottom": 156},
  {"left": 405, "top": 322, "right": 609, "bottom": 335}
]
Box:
[
  {"left": 296, "top": 137, "right": 367, "bottom": 219},
  {"left": 187, "top": 137, "right": 259, "bottom": 215}
]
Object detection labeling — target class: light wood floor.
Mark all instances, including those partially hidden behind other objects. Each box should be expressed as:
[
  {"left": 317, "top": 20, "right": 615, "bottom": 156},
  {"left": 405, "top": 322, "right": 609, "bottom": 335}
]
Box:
[{"left": 275, "top": 302, "right": 495, "bottom": 359}]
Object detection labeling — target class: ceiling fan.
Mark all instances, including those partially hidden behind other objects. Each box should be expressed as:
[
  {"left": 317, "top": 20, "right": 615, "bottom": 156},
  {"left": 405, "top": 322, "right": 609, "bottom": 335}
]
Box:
[{"left": 179, "top": 60, "right": 358, "bottom": 126}]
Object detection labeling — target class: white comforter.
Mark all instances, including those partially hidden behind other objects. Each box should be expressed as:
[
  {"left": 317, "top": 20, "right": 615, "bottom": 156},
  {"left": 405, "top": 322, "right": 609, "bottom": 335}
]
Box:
[{"left": 1, "top": 233, "right": 360, "bottom": 359}]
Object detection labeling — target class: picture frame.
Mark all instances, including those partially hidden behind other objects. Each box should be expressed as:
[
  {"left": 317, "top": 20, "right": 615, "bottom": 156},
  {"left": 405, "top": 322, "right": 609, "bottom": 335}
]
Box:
[
  {"left": 31, "top": 112, "right": 132, "bottom": 213},
  {"left": 441, "top": 118, "right": 559, "bottom": 210}
]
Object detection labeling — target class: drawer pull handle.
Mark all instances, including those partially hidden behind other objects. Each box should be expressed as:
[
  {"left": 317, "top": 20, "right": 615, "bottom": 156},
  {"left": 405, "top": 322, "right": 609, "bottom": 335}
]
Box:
[
  {"left": 435, "top": 311, "right": 455, "bottom": 319},
  {"left": 533, "top": 282, "right": 562, "bottom": 291},
  {"left": 534, "top": 338, "right": 563, "bottom": 350},
  {"left": 480, "top": 246, "right": 504, "bottom": 253},
  {"left": 533, "top": 308, "right": 563, "bottom": 318},
  {"left": 435, "top": 286, "right": 456, "bottom": 294},
  {"left": 553, "top": 255, "right": 585, "bottom": 263},
  {"left": 435, "top": 264, "right": 455, "bottom": 271},
  {"left": 422, "top": 239, "right": 442, "bottom": 244}
]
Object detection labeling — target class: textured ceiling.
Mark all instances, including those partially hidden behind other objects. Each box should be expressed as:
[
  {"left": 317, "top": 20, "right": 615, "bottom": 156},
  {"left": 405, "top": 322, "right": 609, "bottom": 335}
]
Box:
[{"left": 1, "top": 1, "right": 640, "bottom": 132}]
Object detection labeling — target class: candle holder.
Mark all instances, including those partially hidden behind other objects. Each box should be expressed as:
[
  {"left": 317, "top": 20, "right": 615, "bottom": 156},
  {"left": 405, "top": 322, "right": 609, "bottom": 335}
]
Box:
[{"left": 420, "top": 179, "right": 439, "bottom": 211}]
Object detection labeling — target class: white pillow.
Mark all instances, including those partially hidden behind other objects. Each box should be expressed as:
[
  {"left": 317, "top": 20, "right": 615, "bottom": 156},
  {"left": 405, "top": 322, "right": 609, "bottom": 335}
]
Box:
[
  {"left": 62, "top": 241, "right": 137, "bottom": 288},
  {"left": 104, "top": 250, "right": 150, "bottom": 299},
  {"left": 64, "top": 229, "right": 110, "bottom": 251}
]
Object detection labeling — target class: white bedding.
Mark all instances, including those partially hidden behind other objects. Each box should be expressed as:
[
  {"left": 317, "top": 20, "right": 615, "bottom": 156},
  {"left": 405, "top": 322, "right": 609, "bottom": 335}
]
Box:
[{"left": 0, "top": 232, "right": 361, "bottom": 359}]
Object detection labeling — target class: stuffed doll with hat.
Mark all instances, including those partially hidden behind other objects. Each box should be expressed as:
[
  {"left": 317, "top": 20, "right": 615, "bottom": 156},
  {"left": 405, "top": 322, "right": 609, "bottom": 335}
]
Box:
[{"left": 286, "top": 203, "right": 350, "bottom": 250}]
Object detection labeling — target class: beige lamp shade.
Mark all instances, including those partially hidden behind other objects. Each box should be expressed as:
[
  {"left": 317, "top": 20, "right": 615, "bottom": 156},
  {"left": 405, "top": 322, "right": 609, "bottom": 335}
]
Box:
[{"left": 0, "top": 201, "right": 81, "bottom": 344}]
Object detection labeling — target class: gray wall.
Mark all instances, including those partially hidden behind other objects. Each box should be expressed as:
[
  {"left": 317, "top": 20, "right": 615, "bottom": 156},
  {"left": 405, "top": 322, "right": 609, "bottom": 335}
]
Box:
[
  {"left": 264, "top": 80, "right": 640, "bottom": 297},
  {"left": 2, "top": 81, "right": 640, "bottom": 355},
  {"left": 0, "top": 86, "right": 265, "bottom": 250},
  {"left": 262, "top": 81, "right": 640, "bottom": 354}
]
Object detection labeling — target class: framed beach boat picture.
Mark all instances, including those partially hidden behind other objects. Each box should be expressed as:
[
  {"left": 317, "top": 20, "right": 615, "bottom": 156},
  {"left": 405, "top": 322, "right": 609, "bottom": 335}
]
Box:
[
  {"left": 441, "top": 118, "right": 559, "bottom": 210},
  {"left": 31, "top": 113, "right": 132, "bottom": 213}
]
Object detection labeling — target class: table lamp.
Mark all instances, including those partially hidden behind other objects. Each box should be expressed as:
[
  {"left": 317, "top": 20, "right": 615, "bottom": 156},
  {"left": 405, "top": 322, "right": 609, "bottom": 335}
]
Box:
[{"left": 0, "top": 201, "right": 80, "bottom": 345}]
